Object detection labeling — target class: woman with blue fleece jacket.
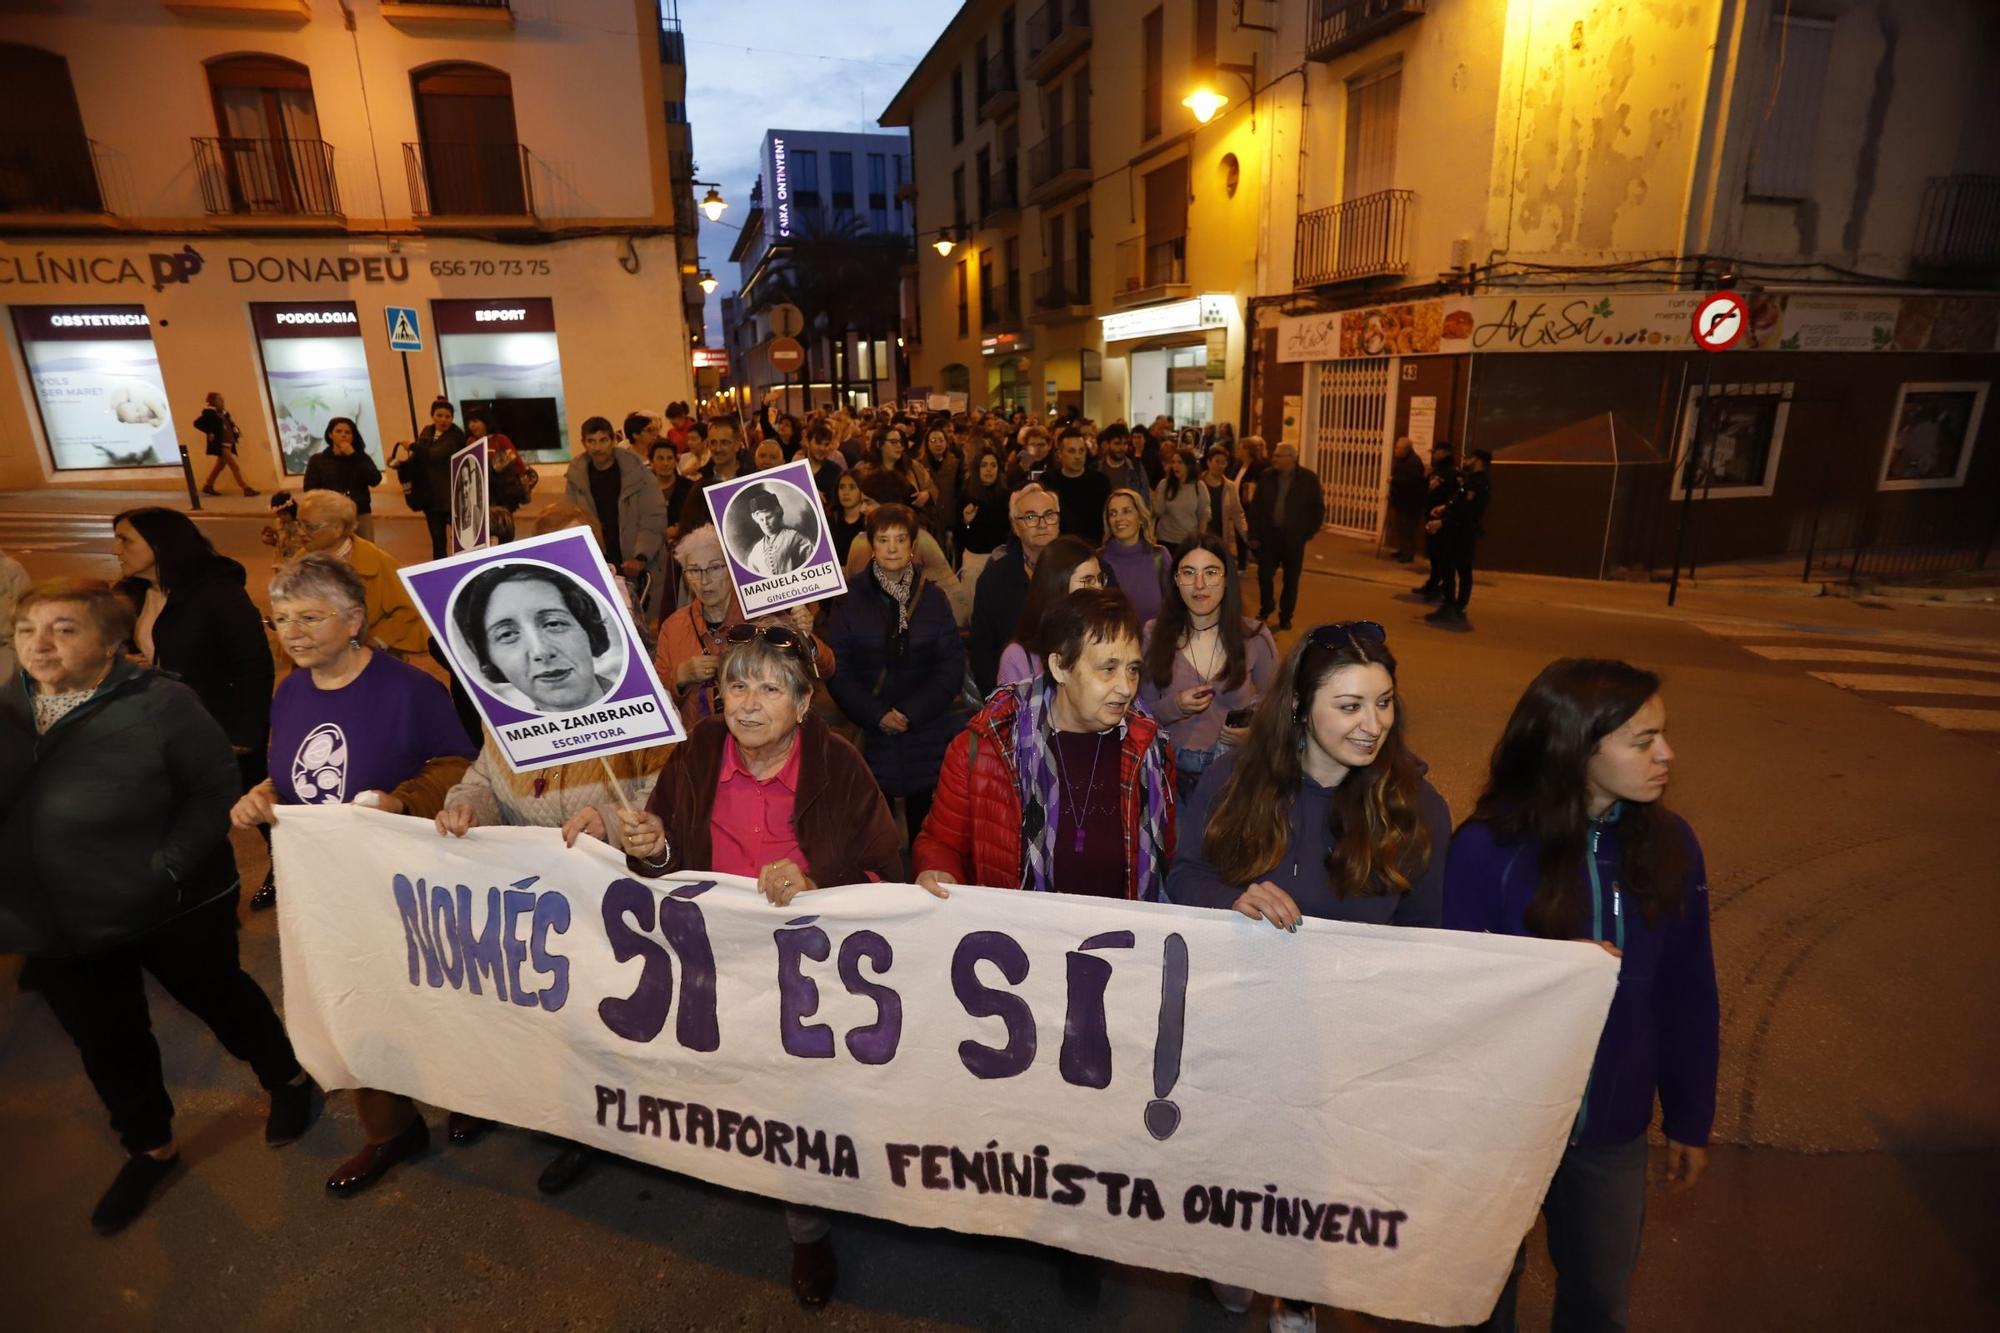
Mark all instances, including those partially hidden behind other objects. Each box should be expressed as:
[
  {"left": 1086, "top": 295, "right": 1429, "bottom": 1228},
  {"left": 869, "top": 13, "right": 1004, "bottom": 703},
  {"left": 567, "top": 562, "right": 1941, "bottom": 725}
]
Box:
[{"left": 1444, "top": 657, "right": 1718, "bottom": 1333}]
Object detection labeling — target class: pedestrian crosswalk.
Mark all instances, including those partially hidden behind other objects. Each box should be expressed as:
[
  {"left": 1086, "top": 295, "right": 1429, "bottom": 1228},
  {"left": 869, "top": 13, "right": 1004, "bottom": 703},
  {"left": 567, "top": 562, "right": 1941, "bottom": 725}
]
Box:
[
  {"left": 0, "top": 512, "right": 112, "bottom": 554},
  {"left": 1699, "top": 622, "right": 2000, "bottom": 745}
]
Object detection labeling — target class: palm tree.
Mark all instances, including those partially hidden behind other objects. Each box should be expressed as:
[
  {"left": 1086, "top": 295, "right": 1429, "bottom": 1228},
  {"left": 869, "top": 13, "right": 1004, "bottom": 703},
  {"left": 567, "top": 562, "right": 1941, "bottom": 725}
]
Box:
[{"left": 754, "top": 211, "right": 910, "bottom": 408}]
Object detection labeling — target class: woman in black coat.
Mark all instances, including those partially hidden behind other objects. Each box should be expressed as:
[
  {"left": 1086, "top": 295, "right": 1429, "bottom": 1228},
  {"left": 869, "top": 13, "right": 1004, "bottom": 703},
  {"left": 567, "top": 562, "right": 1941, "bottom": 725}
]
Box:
[
  {"left": 825, "top": 504, "right": 966, "bottom": 852},
  {"left": 112, "top": 506, "right": 279, "bottom": 904},
  {"left": 301, "top": 416, "right": 382, "bottom": 541}
]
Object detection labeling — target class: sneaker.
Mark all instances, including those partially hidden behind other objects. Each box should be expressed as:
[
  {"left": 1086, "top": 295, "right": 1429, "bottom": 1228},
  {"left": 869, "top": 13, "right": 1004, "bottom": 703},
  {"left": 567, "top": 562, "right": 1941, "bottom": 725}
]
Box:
[
  {"left": 200, "top": 486, "right": 221, "bottom": 497},
  {"left": 1424, "top": 606, "right": 1454, "bottom": 624},
  {"left": 91, "top": 1151, "right": 180, "bottom": 1235},
  {"left": 265, "top": 1077, "right": 318, "bottom": 1146},
  {"left": 1270, "top": 1299, "right": 1317, "bottom": 1332},
  {"left": 1210, "top": 1280, "right": 1254, "bottom": 1314}
]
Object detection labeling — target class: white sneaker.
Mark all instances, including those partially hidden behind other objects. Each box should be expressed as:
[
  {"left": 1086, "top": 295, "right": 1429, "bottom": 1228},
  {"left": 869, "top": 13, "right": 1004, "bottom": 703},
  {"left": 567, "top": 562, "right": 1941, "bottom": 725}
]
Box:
[
  {"left": 1269, "top": 1300, "right": 1317, "bottom": 1333},
  {"left": 1210, "top": 1281, "right": 1254, "bottom": 1314}
]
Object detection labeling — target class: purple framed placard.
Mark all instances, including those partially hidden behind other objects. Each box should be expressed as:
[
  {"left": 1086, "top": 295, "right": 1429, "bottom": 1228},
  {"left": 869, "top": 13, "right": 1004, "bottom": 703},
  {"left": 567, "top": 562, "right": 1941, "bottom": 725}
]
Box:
[
  {"left": 704, "top": 458, "right": 846, "bottom": 616},
  {"left": 449, "top": 435, "right": 490, "bottom": 553},
  {"left": 398, "top": 527, "right": 686, "bottom": 772}
]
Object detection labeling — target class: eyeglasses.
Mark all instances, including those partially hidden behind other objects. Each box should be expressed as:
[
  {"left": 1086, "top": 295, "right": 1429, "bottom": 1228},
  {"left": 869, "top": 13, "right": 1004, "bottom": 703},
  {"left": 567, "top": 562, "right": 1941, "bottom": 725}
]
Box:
[
  {"left": 297, "top": 519, "right": 342, "bottom": 534},
  {"left": 685, "top": 562, "right": 730, "bottom": 580},
  {"left": 1016, "top": 509, "right": 1060, "bottom": 527},
  {"left": 1175, "top": 564, "right": 1226, "bottom": 585},
  {"left": 266, "top": 612, "right": 337, "bottom": 632},
  {"left": 1307, "top": 621, "right": 1387, "bottom": 648},
  {"left": 724, "top": 622, "right": 820, "bottom": 678}
]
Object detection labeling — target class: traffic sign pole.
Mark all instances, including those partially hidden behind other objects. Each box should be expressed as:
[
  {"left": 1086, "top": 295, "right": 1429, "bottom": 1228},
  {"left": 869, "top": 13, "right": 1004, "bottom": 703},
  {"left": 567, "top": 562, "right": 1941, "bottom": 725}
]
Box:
[
  {"left": 401, "top": 351, "right": 419, "bottom": 438},
  {"left": 1668, "top": 292, "right": 1747, "bottom": 606}
]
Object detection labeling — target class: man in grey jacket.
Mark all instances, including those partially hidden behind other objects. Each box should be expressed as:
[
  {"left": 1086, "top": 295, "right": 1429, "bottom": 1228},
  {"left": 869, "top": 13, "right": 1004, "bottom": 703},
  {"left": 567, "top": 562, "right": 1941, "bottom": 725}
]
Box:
[{"left": 565, "top": 415, "right": 668, "bottom": 629}]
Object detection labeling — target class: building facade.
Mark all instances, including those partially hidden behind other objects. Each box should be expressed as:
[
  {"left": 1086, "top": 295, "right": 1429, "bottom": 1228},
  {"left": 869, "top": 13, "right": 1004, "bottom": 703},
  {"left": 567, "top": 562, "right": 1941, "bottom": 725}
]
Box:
[
  {"left": 888, "top": 0, "right": 2000, "bottom": 574},
  {"left": 721, "top": 128, "right": 914, "bottom": 413},
  {"left": 0, "top": 0, "right": 697, "bottom": 496}
]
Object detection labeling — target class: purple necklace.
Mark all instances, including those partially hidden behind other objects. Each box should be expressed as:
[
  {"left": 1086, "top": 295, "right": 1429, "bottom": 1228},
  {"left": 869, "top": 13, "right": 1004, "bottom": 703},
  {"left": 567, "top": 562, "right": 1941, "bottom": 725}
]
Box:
[{"left": 1051, "top": 730, "right": 1110, "bottom": 853}]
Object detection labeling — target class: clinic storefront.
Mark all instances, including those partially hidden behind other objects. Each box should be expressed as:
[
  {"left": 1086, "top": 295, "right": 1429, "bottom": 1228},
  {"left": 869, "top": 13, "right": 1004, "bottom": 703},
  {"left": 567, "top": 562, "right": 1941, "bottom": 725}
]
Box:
[{"left": 0, "top": 234, "right": 692, "bottom": 493}]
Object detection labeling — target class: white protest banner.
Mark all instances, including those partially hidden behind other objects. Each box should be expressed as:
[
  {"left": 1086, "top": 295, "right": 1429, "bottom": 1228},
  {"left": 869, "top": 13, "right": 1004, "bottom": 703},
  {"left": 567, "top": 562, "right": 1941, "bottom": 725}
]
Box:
[
  {"left": 705, "top": 458, "right": 846, "bottom": 617},
  {"left": 398, "top": 527, "right": 686, "bottom": 771},
  {"left": 449, "top": 435, "right": 490, "bottom": 552},
  {"left": 273, "top": 805, "right": 1618, "bottom": 1326}
]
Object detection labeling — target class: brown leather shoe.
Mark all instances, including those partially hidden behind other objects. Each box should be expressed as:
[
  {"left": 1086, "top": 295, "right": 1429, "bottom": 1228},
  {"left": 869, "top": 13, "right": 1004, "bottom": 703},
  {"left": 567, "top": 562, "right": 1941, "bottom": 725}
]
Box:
[
  {"left": 790, "top": 1235, "right": 837, "bottom": 1309},
  {"left": 325, "top": 1116, "right": 428, "bottom": 1196}
]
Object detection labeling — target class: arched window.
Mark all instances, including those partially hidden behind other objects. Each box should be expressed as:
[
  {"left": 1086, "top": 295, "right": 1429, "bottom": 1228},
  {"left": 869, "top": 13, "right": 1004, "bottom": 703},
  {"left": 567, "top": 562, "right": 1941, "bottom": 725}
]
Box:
[
  {"left": 202, "top": 54, "right": 333, "bottom": 214},
  {"left": 410, "top": 62, "right": 526, "bottom": 215},
  {"left": 0, "top": 44, "right": 100, "bottom": 212}
]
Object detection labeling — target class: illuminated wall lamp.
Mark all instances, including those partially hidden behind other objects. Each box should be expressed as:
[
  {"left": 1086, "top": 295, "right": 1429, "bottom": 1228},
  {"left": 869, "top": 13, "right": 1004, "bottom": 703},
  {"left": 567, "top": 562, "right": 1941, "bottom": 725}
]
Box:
[{"left": 1184, "top": 55, "right": 1260, "bottom": 128}]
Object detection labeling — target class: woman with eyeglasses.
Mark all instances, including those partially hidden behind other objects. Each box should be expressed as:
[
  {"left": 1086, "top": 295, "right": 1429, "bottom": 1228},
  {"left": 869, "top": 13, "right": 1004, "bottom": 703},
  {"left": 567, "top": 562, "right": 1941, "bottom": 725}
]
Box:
[
  {"left": 620, "top": 627, "right": 941, "bottom": 1311},
  {"left": 1140, "top": 535, "right": 1277, "bottom": 801},
  {"left": 915, "top": 586, "right": 1176, "bottom": 902},
  {"left": 1446, "top": 659, "right": 1715, "bottom": 1333},
  {"left": 653, "top": 526, "right": 833, "bottom": 722},
  {"left": 826, "top": 504, "right": 965, "bottom": 854},
  {"left": 995, "top": 534, "right": 1103, "bottom": 688},
  {"left": 230, "top": 554, "right": 476, "bottom": 1196}
]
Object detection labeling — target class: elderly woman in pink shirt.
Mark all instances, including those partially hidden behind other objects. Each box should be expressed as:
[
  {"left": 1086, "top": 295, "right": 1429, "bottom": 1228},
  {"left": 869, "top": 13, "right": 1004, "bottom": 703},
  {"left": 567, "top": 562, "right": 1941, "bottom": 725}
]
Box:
[{"left": 618, "top": 627, "right": 943, "bottom": 1312}]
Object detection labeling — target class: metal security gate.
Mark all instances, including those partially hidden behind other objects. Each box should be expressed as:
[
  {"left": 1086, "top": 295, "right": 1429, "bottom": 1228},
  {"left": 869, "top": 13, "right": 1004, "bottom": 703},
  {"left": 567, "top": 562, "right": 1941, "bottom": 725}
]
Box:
[{"left": 1305, "top": 357, "right": 1392, "bottom": 538}]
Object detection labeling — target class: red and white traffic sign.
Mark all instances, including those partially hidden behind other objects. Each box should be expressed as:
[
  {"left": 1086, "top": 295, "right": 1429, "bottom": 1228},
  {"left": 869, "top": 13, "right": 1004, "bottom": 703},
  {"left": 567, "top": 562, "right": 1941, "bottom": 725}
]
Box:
[
  {"left": 1690, "top": 291, "right": 1748, "bottom": 352},
  {"left": 767, "top": 335, "right": 804, "bottom": 372}
]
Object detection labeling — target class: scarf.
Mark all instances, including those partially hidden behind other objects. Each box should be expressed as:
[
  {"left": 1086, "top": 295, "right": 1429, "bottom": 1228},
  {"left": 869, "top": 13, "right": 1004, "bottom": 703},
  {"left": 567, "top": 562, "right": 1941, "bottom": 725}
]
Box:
[
  {"left": 1009, "top": 678, "right": 1173, "bottom": 901},
  {"left": 871, "top": 561, "right": 916, "bottom": 634}
]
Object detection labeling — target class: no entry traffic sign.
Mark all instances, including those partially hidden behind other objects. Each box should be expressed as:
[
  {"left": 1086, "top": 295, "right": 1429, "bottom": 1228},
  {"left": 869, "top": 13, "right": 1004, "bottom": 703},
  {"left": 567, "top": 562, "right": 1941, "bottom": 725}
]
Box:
[
  {"left": 767, "top": 335, "right": 805, "bottom": 372},
  {"left": 1690, "top": 292, "right": 1747, "bottom": 352}
]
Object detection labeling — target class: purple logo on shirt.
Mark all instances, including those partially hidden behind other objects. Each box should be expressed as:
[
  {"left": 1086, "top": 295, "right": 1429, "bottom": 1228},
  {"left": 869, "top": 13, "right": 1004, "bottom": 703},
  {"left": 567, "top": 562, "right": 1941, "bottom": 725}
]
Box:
[{"left": 292, "top": 722, "right": 349, "bottom": 803}]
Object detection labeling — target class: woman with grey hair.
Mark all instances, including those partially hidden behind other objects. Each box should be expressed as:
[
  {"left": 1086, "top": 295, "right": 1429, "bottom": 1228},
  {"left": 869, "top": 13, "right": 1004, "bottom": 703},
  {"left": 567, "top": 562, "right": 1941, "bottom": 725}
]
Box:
[
  {"left": 620, "top": 626, "right": 944, "bottom": 1311},
  {"left": 230, "top": 553, "right": 476, "bottom": 1195}
]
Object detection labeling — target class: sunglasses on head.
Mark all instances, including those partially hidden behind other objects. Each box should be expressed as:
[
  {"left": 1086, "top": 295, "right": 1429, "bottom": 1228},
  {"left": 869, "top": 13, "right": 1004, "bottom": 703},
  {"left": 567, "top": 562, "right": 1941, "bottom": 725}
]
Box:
[
  {"left": 1306, "top": 621, "right": 1388, "bottom": 649},
  {"left": 724, "top": 622, "right": 819, "bottom": 678}
]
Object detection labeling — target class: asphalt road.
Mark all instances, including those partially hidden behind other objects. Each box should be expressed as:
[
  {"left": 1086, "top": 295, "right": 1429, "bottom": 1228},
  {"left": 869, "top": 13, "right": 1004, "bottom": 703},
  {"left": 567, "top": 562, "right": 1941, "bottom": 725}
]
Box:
[{"left": 4, "top": 500, "right": 1998, "bottom": 1331}]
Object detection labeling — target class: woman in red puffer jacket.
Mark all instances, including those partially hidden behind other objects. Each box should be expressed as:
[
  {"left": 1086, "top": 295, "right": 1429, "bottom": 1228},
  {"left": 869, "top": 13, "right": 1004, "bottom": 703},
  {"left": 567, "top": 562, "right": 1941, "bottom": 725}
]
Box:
[{"left": 914, "top": 588, "right": 1176, "bottom": 900}]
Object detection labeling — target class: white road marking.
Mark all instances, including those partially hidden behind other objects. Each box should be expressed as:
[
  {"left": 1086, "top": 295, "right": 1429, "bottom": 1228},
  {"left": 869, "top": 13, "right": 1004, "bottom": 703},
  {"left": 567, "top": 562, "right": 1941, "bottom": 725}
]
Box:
[
  {"left": 1894, "top": 706, "right": 2000, "bottom": 732},
  {"left": 1743, "top": 646, "right": 2000, "bottom": 674},
  {"left": 1810, "top": 672, "right": 2000, "bottom": 697}
]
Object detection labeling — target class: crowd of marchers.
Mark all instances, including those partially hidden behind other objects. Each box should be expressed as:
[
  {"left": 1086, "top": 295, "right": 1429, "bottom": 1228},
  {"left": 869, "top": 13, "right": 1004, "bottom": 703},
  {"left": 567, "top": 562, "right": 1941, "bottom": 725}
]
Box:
[{"left": 0, "top": 392, "right": 1710, "bottom": 1333}]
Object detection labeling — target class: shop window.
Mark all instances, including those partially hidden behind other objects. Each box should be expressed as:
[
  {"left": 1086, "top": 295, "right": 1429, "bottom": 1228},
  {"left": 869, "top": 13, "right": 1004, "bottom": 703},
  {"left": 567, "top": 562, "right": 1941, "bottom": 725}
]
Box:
[
  {"left": 433, "top": 297, "right": 569, "bottom": 463},
  {"left": 1674, "top": 381, "right": 1793, "bottom": 499},
  {"left": 412, "top": 62, "right": 526, "bottom": 215},
  {"left": 10, "top": 305, "right": 175, "bottom": 471},
  {"left": 0, "top": 44, "right": 101, "bottom": 213},
  {"left": 1878, "top": 382, "right": 1987, "bottom": 491},
  {"left": 251, "top": 301, "right": 378, "bottom": 475}
]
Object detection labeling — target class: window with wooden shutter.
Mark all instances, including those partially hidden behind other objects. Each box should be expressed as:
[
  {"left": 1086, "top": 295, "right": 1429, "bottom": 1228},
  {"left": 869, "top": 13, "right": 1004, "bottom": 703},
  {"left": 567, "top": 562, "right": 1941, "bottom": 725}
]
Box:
[{"left": 1746, "top": 15, "right": 1833, "bottom": 201}]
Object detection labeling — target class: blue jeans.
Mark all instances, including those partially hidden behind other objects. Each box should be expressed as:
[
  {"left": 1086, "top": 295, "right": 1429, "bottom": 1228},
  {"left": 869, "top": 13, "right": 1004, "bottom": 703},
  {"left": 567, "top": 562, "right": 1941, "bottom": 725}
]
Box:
[
  {"left": 1175, "top": 742, "right": 1226, "bottom": 803},
  {"left": 1481, "top": 1134, "right": 1649, "bottom": 1333}
]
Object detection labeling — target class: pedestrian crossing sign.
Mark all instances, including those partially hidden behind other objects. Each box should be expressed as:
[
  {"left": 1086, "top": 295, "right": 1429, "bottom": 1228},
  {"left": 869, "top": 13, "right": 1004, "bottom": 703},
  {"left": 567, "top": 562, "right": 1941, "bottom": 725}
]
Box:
[{"left": 386, "top": 306, "right": 423, "bottom": 352}]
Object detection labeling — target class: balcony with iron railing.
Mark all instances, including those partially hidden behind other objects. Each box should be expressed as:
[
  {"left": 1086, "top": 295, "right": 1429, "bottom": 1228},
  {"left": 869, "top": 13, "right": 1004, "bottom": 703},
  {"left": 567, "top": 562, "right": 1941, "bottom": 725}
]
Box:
[
  {"left": 981, "top": 282, "right": 1020, "bottom": 331},
  {"left": 660, "top": 16, "right": 685, "bottom": 65},
  {"left": 983, "top": 163, "right": 1020, "bottom": 225},
  {"left": 1913, "top": 174, "right": 2000, "bottom": 272},
  {"left": 1030, "top": 259, "right": 1092, "bottom": 318},
  {"left": 404, "top": 140, "right": 534, "bottom": 219},
  {"left": 1113, "top": 235, "right": 1188, "bottom": 307},
  {"left": 1306, "top": 0, "right": 1425, "bottom": 62},
  {"left": 193, "top": 137, "right": 340, "bottom": 217},
  {"left": 1025, "top": 0, "right": 1092, "bottom": 81},
  {"left": 1026, "top": 117, "right": 1090, "bottom": 204},
  {"left": 1294, "top": 189, "right": 1412, "bottom": 286},
  {"left": 979, "top": 51, "right": 1020, "bottom": 119},
  {"left": 0, "top": 133, "right": 105, "bottom": 215}
]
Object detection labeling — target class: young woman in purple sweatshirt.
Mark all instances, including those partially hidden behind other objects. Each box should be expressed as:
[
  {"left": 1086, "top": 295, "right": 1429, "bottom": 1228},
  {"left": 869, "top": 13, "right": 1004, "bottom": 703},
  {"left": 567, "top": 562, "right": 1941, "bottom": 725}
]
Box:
[{"left": 1444, "top": 658, "right": 1718, "bottom": 1333}]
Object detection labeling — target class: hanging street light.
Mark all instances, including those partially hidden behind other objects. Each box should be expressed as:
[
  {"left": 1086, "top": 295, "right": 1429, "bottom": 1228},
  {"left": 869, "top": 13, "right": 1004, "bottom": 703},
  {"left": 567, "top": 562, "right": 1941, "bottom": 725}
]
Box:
[
  {"left": 698, "top": 269, "right": 718, "bottom": 295},
  {"left": 1181, "top": 87, "right": 1229, "bottom": 124}
]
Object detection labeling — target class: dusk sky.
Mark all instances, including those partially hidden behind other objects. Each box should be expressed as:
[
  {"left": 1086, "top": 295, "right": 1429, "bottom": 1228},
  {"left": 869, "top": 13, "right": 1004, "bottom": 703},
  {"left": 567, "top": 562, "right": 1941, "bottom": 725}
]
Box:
[{"left": 680, "top": 0, "right": 953, "bottom": 339}]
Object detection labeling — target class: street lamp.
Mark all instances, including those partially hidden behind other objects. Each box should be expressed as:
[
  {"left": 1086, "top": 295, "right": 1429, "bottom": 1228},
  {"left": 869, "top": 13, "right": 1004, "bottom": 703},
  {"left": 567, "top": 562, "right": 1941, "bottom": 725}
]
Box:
[
  {"left": 698, "top": 269, "right": 718, "bottom": 295},
  {"left": 693, "top": 181, "right": 727, "bottom": 223},
  {"left": 1184, "top": 54, "right": 1261, "bottom": 128},
  {"left": 932, "top": 227, "right": 959, "bottom": 257}
]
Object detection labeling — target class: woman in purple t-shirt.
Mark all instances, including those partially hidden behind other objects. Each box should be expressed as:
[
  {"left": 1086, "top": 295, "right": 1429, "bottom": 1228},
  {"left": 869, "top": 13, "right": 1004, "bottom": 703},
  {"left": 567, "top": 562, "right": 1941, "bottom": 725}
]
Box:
[{"left": 231, "top": 553, "right": 475, "bottom": 1197}]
